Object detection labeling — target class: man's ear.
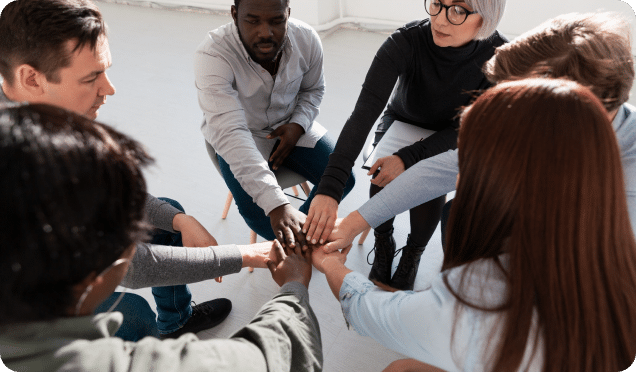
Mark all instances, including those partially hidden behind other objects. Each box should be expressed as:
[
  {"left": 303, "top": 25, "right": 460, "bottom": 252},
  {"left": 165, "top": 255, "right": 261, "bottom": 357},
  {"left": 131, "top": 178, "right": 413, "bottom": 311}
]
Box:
[
  {"left": 231, "top": 5, "right": 238, "bottom": 26},
  {"left": 14, "top": 64, "right": 46, "bottom": 97}
]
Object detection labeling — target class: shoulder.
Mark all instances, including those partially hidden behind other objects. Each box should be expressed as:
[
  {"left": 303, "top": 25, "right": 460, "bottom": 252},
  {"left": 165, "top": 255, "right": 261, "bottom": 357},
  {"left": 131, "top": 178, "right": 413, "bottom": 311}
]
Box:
[
  {"left": 482, "top": 30, "right": 508, "bottom": 48},
  {"left": 393, "top": 19, "right": 429, "bottom": 39},
  {"left": 287, "top": 18, "right": 321, "bottom": 42},
  {"left": 195, "top": 22, "right": 237, "bottom": 55}
]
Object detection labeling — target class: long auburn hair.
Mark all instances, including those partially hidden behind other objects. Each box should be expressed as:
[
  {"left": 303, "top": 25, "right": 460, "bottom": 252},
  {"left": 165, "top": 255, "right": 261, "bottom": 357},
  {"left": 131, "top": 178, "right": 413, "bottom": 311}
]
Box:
[{"left": 442, "top": 78, "right": 636, "bottom": 371}]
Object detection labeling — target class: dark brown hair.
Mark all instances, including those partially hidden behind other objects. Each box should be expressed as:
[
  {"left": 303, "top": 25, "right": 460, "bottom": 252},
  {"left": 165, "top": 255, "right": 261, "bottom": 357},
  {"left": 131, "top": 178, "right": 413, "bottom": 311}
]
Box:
[
  {"left": 0, "top": 104, "right": 152, "bottom": 325},
  {"left": 0, "top": 0, "right": 106, "bottom": 85},
  {"left": 443, "top": 78, "right": 636, "bottom": 371},
  {"left": 484, "top": 12, "right": 634, "bottom": 113}
]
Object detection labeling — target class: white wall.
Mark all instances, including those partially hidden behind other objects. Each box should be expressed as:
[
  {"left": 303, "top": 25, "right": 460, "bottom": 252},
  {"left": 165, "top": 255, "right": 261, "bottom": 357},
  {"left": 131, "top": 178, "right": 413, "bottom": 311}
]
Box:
[{"left": 83, "top": 0, "right": 636, "bottom": 38}]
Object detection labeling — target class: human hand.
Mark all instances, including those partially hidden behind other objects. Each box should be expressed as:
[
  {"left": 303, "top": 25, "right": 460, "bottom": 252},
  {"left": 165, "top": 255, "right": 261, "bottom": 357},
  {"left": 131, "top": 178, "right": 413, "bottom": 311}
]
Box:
[
  {"left": 266, "top": 242, "right": 312, "bottom": 288},
  {"left": 269, "top": 204, "right": 307, "bottom": 250},
  {"left": 311, "top": 244, "right": 352, "bottom": 273},
  {"left": 323, "top": 211, "right": 370, "bottom": 253},
  {"left": 238, "top": 241, "right": 281, "bottom": 269},
  {"left": 368, "top": 155, "right": 405, "bottom": 187},
  {"left": 267, "top": 123, "right": 305, "bottom": 170},
  {"left": 304, "top": 194, "right": 339, "bottom": 245}
]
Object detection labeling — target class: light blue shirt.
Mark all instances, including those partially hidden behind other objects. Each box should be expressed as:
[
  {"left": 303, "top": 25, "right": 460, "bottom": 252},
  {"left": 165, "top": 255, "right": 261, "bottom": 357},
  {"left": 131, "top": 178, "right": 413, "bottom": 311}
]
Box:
[
  {"left": 194, "top": 19, "right": 326, "bottom": 215},
  {"left": 339, "top": 260, "right": 543, "bottom": 371},
  {"left": 359, "top": 103, "right": 636, "bottom": 234}
]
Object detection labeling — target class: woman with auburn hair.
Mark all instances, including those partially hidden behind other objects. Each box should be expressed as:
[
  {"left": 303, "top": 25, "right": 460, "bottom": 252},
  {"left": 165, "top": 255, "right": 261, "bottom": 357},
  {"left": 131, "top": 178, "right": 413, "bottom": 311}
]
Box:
[{"left": 312, "top": 78, "right": 636, "bottom": 371}]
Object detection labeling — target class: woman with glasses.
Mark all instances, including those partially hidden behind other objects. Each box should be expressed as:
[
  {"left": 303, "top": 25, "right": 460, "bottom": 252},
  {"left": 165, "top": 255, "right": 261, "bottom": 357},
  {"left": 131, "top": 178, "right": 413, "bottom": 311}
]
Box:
[
  {"left": 306, "top": 0, "right": 507, "bottom": 290},
  {"left": 312, "top": 78, "right": 636, "bottom": 372}
]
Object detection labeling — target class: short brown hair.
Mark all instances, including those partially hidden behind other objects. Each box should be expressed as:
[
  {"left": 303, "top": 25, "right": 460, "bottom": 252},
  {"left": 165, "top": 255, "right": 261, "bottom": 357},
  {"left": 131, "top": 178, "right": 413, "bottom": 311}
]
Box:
[
  {"left": 484, "top": 12, "right": 634, "bottom": 112},
  {"left": 0, "top": 0, "right": 106, "bottom": 86}
]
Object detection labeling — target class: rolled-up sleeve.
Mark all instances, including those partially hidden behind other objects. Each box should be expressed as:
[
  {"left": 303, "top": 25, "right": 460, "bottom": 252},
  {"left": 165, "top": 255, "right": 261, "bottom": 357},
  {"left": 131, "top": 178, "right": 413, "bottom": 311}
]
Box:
[{"left": 194, "top": 42, "right": 288, "bottom": 215}]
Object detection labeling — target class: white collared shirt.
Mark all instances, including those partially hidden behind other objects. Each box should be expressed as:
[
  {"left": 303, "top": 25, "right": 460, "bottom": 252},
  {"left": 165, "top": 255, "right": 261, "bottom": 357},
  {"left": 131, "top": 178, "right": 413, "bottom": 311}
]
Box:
[{"left": 194, "top": 18, "right": 326, "bottom": 215}]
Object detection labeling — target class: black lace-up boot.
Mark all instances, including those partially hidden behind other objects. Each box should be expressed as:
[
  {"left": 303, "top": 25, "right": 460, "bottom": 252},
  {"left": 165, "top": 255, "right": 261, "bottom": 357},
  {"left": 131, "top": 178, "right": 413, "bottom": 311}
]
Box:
[
  {"left": 390, "top": 235, "right": 425, "bottom": 290},
  {"left": 367, "top": 228, "right": 396, "bottom": 284}
]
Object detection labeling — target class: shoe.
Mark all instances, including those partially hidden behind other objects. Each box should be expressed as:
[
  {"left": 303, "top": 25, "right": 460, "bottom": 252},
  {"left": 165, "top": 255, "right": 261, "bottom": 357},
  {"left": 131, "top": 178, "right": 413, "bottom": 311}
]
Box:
[
  {"left": 389, "top": 235, "right": 425, "bottom": 290},
  {"left": 160, "top": 298, "right": 232, "bottom": 339},
  {"left": 367, "top": 228, "right": 396, "bottom": 285}
]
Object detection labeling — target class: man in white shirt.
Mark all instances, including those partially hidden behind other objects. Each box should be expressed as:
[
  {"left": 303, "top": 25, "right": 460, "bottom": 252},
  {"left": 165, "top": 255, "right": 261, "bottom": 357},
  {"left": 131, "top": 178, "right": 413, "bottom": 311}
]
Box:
[{"left": 194, "top": 0, "right": 355, "bottom": 249}]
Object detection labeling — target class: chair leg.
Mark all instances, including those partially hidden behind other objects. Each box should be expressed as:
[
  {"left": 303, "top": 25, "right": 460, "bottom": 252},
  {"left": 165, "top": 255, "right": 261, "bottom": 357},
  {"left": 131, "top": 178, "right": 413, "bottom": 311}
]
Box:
[
  {"left": 358, "top": 226, "right": 371, "bottom": 245},
  {"left": 248, "top": 230, "right": 257, "bottom": 273},
  {"left": 222, "top": 192, "right": 233, "bottom": 219},
  {"left": 291, "top": 185, "right": 299, "bottom": 196},
  {"left": 300, "top": 181, "right": 311, "bottom": 197}
]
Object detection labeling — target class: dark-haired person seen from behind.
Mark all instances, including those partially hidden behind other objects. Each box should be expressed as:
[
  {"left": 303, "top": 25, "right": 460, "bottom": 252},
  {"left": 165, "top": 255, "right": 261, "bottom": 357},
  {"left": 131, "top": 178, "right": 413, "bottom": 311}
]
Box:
[
  {"left": 313, "top": 78, "right": 636, "bottom": 372},
  {"left": 305, "top": 0, "right": 507, "bottom": 290},
  {"left": 0, "top": 0, "right": 279, "bottom": 340},
  {"left": 0, "top": 104, "right": 322, "bottom": 372}
]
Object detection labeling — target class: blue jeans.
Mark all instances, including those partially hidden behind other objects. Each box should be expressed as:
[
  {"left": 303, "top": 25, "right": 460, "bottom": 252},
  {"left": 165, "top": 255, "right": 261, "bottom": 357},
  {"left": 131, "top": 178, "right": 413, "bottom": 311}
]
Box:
[
  {"left": 218, "top": 134, "right": 355, "bottom": 240},
  {"left": 95, "top": 292, "right": 159, "bottom": 341},
  {"left": 149, "top": 198, "right": 193, "bottom": 335}
]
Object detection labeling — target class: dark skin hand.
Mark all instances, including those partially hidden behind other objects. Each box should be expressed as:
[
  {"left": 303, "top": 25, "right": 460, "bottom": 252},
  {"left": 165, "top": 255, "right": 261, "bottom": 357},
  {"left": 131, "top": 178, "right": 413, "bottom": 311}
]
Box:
[
  {"left": 269, "top": 203, "right": 308, "bottom": 250},
  {"left": 267, "top": 122, "right": 305, "bottom": 170},
  {"left": 266, "top": 240, "right": 312, "bottom": 288}
]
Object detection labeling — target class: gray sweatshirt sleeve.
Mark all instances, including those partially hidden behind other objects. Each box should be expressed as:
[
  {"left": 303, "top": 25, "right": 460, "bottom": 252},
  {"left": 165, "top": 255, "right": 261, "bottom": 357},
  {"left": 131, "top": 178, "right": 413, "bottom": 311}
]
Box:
[
  {"left": 117, "top": 281, "right": 322, "bottom": 372},
  {"left": 145, "top": 194, "right": 183, "bottom": 233},
  {"left": 121, "top": 243, "right": 243, "bottom": 289},
  {"left": 358, "top": 149, "right": 459, "bottom": 227}
]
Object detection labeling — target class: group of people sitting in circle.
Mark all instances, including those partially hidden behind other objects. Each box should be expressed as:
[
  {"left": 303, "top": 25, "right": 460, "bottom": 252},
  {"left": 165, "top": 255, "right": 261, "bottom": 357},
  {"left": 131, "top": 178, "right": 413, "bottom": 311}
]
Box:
[{"left": 0, "top": 0, "right": 635, "bottom": 371}]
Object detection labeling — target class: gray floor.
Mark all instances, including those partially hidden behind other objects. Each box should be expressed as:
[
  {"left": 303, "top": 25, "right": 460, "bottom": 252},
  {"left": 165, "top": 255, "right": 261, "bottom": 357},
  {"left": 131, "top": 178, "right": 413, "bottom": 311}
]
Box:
[{"left": 94, "top": 2, "right": 636, "bottom": 371}]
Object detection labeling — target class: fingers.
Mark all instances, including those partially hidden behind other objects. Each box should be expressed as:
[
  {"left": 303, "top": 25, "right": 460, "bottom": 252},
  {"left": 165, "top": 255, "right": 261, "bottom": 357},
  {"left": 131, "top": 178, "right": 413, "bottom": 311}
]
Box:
[
  {"left": 266, "top": 126, "right": 284, "bottom": 139},
  {"left": 367, "top": 159, "right": 382, "bottom": 175},
  {"left": 304, "top": 204, "right": 316, "bottom": 234},
  {"left": 272, "top": 240, "right": 286, "bottom": 262},
  {"left": 341, "top": 244, "right": 353, "bottom": 256},
  {"left": 266, "top": 259, "right": 277, "bottom": 275},
  {"left": 215, "top": 276, "right": 223, "bottom": 283},
  {"left": 322, "top": 240, "right": 342, "bottom": 253},
  {"left": 317, "top": 216, "right": 335, "bottom": 245}
]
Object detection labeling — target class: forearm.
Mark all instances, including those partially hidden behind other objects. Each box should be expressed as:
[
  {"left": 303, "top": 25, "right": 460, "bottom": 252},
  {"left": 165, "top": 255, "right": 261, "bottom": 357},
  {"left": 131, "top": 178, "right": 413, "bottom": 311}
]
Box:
[
  {"left": 231, "top": 281, "right": 323, "bottom": 371},
  {"left": 394, "top": 126, "right": 458, "bottom": 169},
  {"left": 121, "top": 243, "right": 243, "bottom": 289},
  {"left": 322, "top": 258, "right": 353, "bottom": 299},
  {"left": 358, "top": 150, "right": 459, "bottom": 227}
]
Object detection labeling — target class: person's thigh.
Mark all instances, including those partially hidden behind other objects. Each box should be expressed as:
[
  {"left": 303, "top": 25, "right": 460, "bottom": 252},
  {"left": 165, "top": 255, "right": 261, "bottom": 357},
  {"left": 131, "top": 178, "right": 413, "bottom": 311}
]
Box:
[
  {"left": 217, "top": 154, "right": 275, "bottom": 240},
  {"left": 281, "top": 134, "right": 355, "bottom": 212},
  {"left": 95, "top": 292, "right": 159, "bottom": 341}
]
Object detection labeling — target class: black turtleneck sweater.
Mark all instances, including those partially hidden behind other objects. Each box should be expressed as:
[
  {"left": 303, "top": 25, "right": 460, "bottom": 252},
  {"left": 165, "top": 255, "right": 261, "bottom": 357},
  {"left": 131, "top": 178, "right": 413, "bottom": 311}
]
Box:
[{"left": 316, "top": 19, "right": 507, "bottom": 201}]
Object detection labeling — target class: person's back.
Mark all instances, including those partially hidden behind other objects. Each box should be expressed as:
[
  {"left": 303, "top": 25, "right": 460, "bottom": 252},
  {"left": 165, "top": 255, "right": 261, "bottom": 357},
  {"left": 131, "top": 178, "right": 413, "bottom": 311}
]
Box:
[{"left": 0, "top": 104, "right": 322, "bottom": 372}]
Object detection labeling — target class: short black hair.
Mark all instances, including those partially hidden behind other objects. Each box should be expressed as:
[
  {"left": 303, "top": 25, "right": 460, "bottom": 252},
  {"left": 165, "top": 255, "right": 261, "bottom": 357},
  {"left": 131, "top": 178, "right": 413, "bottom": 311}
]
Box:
[
  {"left": 0, "top": 0, "right": 106, "bottom": 86},
  {"left": 234, "top": 0, "right": 290, "bottom": 10},
  {"left": 0, "top": 104, "right": 152, "bottom": 325}
]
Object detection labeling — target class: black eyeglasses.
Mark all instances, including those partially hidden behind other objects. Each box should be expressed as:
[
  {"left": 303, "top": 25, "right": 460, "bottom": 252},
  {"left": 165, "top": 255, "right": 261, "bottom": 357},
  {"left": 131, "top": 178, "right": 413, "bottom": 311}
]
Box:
[{"left": 424, "top": 0, "right": 478, "bottom": 26}]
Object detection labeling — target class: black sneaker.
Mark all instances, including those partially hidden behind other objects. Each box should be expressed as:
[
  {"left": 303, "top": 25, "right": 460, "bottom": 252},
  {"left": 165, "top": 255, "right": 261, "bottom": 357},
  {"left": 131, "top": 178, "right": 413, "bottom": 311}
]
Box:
[{"left": 160, "top": 298, "right": 232, "bottom": 339}]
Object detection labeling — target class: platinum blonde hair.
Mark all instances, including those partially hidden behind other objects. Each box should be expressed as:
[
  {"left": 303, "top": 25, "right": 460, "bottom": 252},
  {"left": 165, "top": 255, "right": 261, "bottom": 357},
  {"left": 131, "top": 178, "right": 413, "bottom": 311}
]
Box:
[{"left": 465, "top": 0, "right": 506, "bottom": 39}]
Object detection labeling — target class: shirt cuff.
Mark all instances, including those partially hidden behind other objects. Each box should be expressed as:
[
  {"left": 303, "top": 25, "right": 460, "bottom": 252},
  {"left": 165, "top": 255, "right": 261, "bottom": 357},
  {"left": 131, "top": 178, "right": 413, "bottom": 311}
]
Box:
[
  {"left": 339, "top": 271, "right": 376, "bottom": 329},
  {"left": 358, "top": 196, "right": 395, "bottom": 229},
  {"left": 280, "top": 280, "right": 310, "bottom": 302}
]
